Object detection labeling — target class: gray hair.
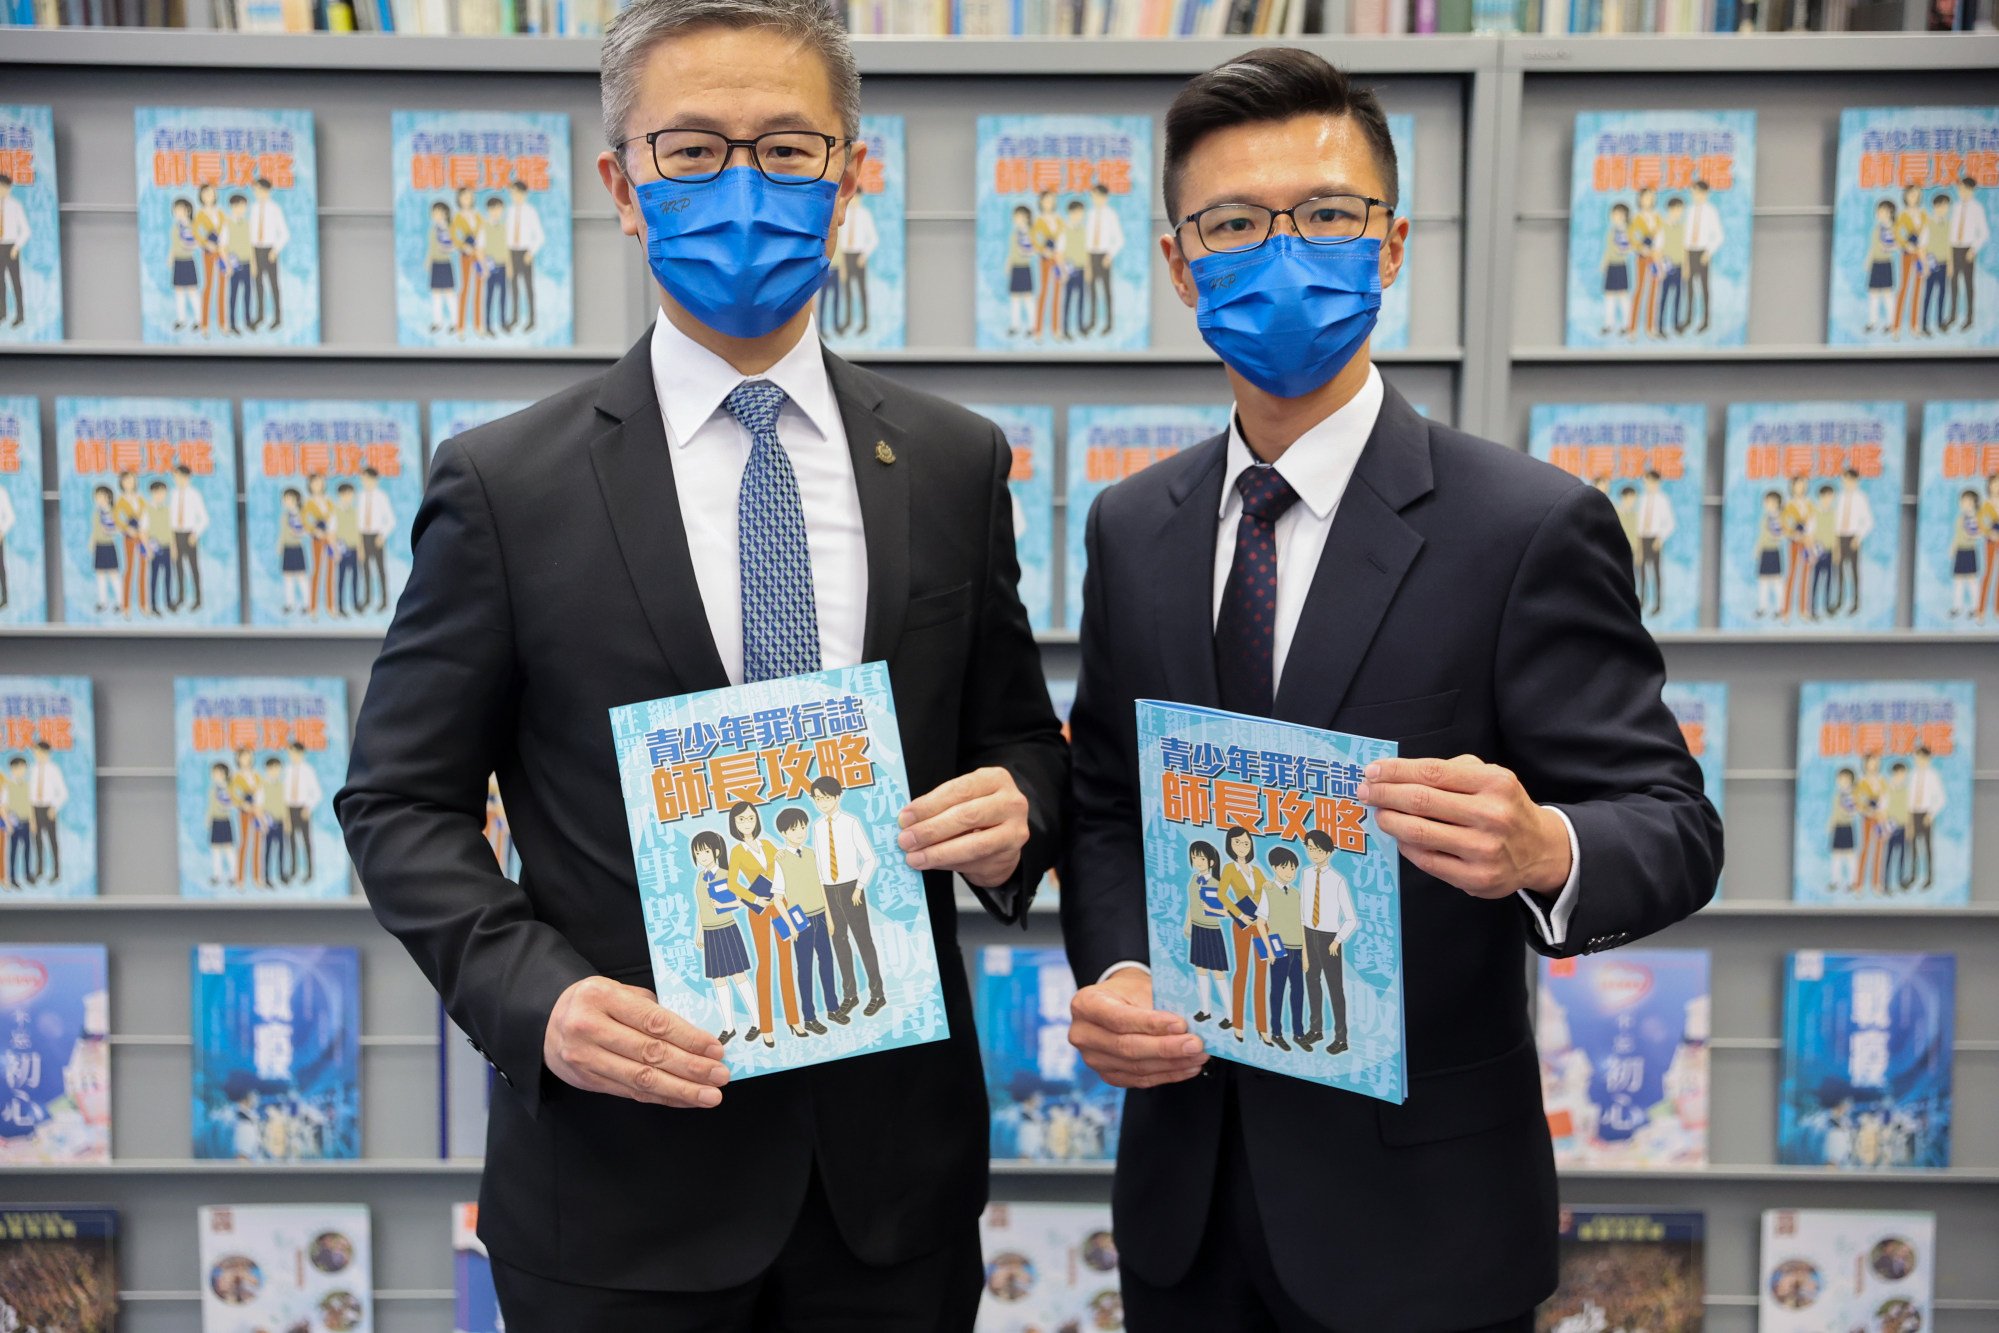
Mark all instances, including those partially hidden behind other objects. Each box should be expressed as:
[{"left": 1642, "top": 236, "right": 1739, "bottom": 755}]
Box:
[{"left": 600, "top": 0, "right": 862, "bottom": 150}]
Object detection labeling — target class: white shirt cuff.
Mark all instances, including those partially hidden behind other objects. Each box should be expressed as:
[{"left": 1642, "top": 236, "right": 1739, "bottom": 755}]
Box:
[
  {"left": 1516, "top": 805, "right": 1582, "bottom": 948},
  {"left": 1099, "top": 960, "right": 1151, "bottom": 985}
]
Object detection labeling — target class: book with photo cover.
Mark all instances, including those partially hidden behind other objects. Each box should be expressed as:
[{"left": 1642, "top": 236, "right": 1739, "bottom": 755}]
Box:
[{"left": 974, "top": 944, "right": 1121, "bottom": 1163}]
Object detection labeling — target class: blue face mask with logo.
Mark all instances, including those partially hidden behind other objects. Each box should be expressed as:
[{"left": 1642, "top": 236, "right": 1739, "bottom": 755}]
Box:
[
  {"left": 634, "top": 166, "right": 839, "bottom": 340},
  {"left": 1189, "top": 235, "right": 1383, "bottom": 399}
]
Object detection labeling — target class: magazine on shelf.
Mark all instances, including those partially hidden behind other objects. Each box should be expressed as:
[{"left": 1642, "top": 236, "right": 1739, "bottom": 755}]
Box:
[
  {"left": 453, "top": 1203, "right": 501, "bottom": 1333},
  {"left": 429, "top": 399, "right": 534, "bottom": 450},
  {"left": 976, "top": 1202, "right": 1122, "bottom": 1333},
  {"left": 1374, "top": 113, "right": 1415, "bottom": 352},
  {"left": 0, "top": 1206, "right": 118, "bottom": 1331},
  {"left": 974, "top": 945, "right": 1121, "bottom": 1163},
  {"left": 1661, "top": 680, "right": 1727, "bottom": 833},
  {"left": 1760, "top": 1209, "right": 1935, "bottom": 1333},
  {"left": 0, "top": 945, "right": 110, "bottom": 1163},
  {"left": 0, "top": 106, "right": 63, "bottom": 344},
  {"left": 440, "top": 1003, "right": 492, "bottom": 1160},
  {"left": 0, "top": 397, "right": 45, "bottom": 626},
  {"left": 1912, "top": 399, "right": 1999, "bottom": 630},
  {"left": 969, "top": 404, "right": 1055, "bottom": 631},
  {"left": 0, "top": 676, "right": 96, "bottom": 899},
  {"left": 818, "top": 114, "right": 906, "bottom": 354},
  {"left": 198, "top": 1203, "right": 371, "bottom": 1333},
  {"left": 1535, "top": 1208, "right": 1704, "bottom": 1333}
]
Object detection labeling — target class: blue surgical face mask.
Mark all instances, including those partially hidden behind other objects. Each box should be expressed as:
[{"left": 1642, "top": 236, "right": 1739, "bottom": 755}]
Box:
[
  {"left": 634, "top": 166, "right": 839, "bottom": 340},
  {"left": 1189, "top": 235, "right": 1383, "bottom": 399}
]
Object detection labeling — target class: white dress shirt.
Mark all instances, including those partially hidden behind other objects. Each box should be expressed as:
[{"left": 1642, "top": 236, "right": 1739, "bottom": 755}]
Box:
[
  {"left": 30, "top": 757, "right": 66, "bottom": 810},
  {"left": 1299, "top": 860, "right": 1358, "bottom": 946},
  {"left": 249, "top": 198, "right": 288, "bottom": 251},
  {"left": 1951, "top": 195, "right": 1990, "bottom": 251},
  {"left": 1637, "top": 488, "right": 1675, "bottom": 542},
  {"left": 0, "top": 486, "right": 14, "bottom": 541},
  {"left": 1837, "top": 485, "right": 1874, "bottom": 541},
  {"left": 0, "top": 196, "right": 28, "bottom": 248},
  {"left": 1085, "top": 201, "right": 1124, "bottom": 256},
  {"left": 648, "top": 313, "right": 868, "bottom": 686},
  {"left": 283, "top": 760, "right": 323, "bottom": 808},
  {"left": 1683, "top": 198, "right": 1723, "bottom": 254},
  {"left": 357, "top": 486, "right": 395, "bottom": 538},
  {"left": 812, "top": 808, "right": 878, "bottom": 888},
  {"left": 837, "top": 200, "right": 878, "bottom": 260},
  {"left": 506, "top": 199, "right": 546, "bottom": 254},
  {"left": 1908, "top": 763, "right": 1947, "bottom": 817},
  {"left": 170, "top": 482, "right": 209, "bottom": 538}
]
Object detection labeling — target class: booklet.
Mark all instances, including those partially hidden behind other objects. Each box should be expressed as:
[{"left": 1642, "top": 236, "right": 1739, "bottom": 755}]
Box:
[{"left": 1137, "top": 699, "right": 1406, "bottom": 1102}]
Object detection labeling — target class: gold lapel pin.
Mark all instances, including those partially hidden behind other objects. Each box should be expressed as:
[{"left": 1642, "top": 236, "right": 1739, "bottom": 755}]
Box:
[{"left": 874, "top": 440, "right": 896, "bottom": 466}]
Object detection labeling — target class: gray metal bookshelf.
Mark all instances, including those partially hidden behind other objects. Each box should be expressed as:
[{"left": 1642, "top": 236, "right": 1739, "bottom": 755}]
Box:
[{"left": 1, "top": 27, "right": 1997, "bottom": 1333}]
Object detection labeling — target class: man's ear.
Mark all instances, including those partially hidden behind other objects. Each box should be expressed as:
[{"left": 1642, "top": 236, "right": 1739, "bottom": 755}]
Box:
[
  {"left": 1161, "top": 232, "right": 1196, "bottom": 311},
  {"left": 598, "top": 149, "right": 642, "bottom": 241},
  {"left": 1379, "top": 213, "right": 1410, "bottom": 293}
]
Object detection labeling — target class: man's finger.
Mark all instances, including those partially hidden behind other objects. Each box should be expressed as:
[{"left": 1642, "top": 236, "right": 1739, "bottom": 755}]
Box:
[
  {"left": 599, "top": 985, "right": 724, "bottom": 1059},
  {"left": 907, "top": 824, "right": 1018, "bottom": 873},
  {"left": 1375, "top": 809, "right": 1489, "bottom": 861},
  {"left": 1072, "top": 986, "right": 1188, "bottom": 1036},
  {"left": 1071, "top": 1028, "right": 1208, "bottom": 1073},
  {"left": 899, "top": 790, "right": 1014, "bottom": 852},
  {"left": 899, "top": 768, "right": 1002, "bottom": 828},
  {"left": 1082, "top": 1053, "right": 1209, "bottom": 1082},
  {"left": 579, "top": 1048, "right": 723, "bottom": 1108},
  {"left": 1358, "top": 780, "right": 1484, "bottom": 829},
  {"left": 1360, "top": 756, "right": 1489, "bottom": 796},
  {"left": 577, "top": 1009, "right": 730, "bottom": 1087}
]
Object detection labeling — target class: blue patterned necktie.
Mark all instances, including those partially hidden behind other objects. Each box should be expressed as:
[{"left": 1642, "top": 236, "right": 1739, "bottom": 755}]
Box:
[
  {"left": 1215, "top": 463, "right": 1301, "bottom": 717},
  {"left": 725, "top": 380, "right": 822, "bottom": 683}
]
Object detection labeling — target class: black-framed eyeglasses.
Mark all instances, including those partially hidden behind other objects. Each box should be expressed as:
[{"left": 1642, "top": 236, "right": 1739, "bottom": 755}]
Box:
[
  {"left": 618, "top": 128, "right": 851, "bottom": 185},
  {"left": 1175, "top": 194, "right": 1393, "bottom": 255}
]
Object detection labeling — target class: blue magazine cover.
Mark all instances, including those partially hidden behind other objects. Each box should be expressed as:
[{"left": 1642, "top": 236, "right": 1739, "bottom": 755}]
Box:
[
  {"left": 609, "top": 661, "right": 949, "bottom": 1077},
  {"left": 975, "top": 115, "right": 1151, "bottom": 352},
  {"left": 0, "top": 945, "right": 109, "bottom": 1163},
  {"left": 1064, "top": 405, "right": 1230, "bottom": 631},
  {"left": 1661, "top": 680, "right": 1727, "bottom": 835},
  {"left": 393, "top": 111, "right": 572, "bottom": 349},
  {"left": 430, "top": 399, "right": 533, "bottom": 450},
  {"left": 1137, "top": 700, "right": 1406, "bottom": 1101},
  {"left": 0, "top": 1206, "right": 119, "bottom": 1329},
  {"left": 0, "top": 677, "right": 95, "bottom": 899},
  {"left": 1530, "top": 403, "right": 1707, "bottom": 633},
  {"left": 0, "top": 397, "right": 45, "bottom": 625},
  {"left": 1828, "top": 108, "right": 1998, "bottom": 348},
  {"left": 1374, "top": 114, "right": 1415, "bottom": 353},
  {"left": 819, "top": 114, "right": 904, "bottom": 353},
  {"left": 55, "top": 396, "right": 241, "bottom": 628},
  {"left": 1912, "top": 400, "right": 1999, "bottom": 629},
  {"left": 192, "top": 943, "right": 360, "bottom": 1161},
  {"left": 968, "top": 404, "right": 1054, "bottom": 632},
  {"left": 974, "top": 945, "right": 1121, "bottom": 1163},
  {"left": 0, "top": 107, "right": 62, "bottom": 344},
  {"left": 1719, "top": 401, "right": 1904, "bottom": 633},
  {"left": 453, "top": 1203, "right": 500, "bottom": 1333},
  {"left": 1566, "top": 110, "right": 1755, "bottom": 348},
  {"left": 241, "top": 399, "right": 423, "bottom": 630},
  {"left": 1536, "top": 949, "right": 1710, "bottom": 1167},
  {"left": 174, "top": 676, "right": 351, "bottom": 901},
  {"left": 134, "top": 106, "right": 318, "bottom": 346},
  {"left": 1793, "top": 680, "right": 1974, "bottom": 909},
  {"left": 1779, "top": 950, "right": 1954, "bottom": 1169}
]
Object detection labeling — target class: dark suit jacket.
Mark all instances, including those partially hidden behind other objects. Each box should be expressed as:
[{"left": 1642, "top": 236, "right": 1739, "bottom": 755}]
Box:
[
  {"left": 1059, "top": 383, "right": 1721, "bottom": 1330},
  {"left": 337, "top": 329, "right": 1067, "bottom": 1290}
]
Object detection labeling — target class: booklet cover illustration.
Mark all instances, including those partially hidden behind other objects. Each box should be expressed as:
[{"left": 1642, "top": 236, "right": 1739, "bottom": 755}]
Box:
[
  {"left": 1662, "top": 681, "right": 1727, "bottom": 833},
  {"left": 1138, "top": 699, "right": 1406, "bottom": 1101},
  {"left": 199, "top": 1203, "right": 370, "bottom": 1333},
  {"left": 393, "top": 110, "right": 572, "bottom": 349},
  {"left": 1529, "top": 402, "right": 1707, "bottom": 632},
  {"left": 975, "top": 115, "right": 1151, "bottom": 352},
  {"left": 430, "top": 399, "right": 533, "bottom": 450},
  {"left": 0, "top": 945, "right": 109, "bottom": 1163},
  {"left": 1913, "top": 399, "right": 1999, "bottom": 629},
  {"left": 1793, "top": 680, "right": 1974, "bottom": 908},
  {"left": 1537, "top": 949, "right": 1709, "bottom": 1168},
  {"left": 175, "top": 676, "right": 351, "bottom": 900},
  {"left": 1719, "top": 401, "right": 1905, "bottom": 633},
  {"left": 1566, "top": 110, "right": 1755, "bottom": 348},
  {"left": 819, "top": 114, "right": 905, "bottom": 353},
  {"left": 1375, "top": 113, "right": 1415, "bottom": 352},
  {"left": 453, "top": 1203, "right": 501, "bottom": 1333},
  {"left": 1828, "top": 107, "right": 1997, "bottom": 348},
  {"left": 1064, "top": 405, "right": 1230, "bottom": 630},
  {"left": 977, "top": 1203, "right": 1122, "bottom": 1333},
  {"left": 0, "top": 398, "right": 44, "bottom": 625},
  {"left": 969, "top": 404, "right": 1055, "bottom": 631},
  {"left": 0, "top": 1206, "right": 118, "bottom": 1332},
  {"left": 135, "top": 106, "right": 319, "bottom": 346},
  {"left": 1780, "top": 950, "right": 1954, "bottom": 1170},
  {"left": 0, "top": 677, "right": 96, "bottom": 899},
  {"left": 192, "top": 944, "right": 360, "bottom": 1162},
  {"left": 1536, "top": 1208, "right": 1704, "bottom": 1333},
  {"left": 0, "top": 107, "right": 62, "bottom": 344},
  {"left": 1761, "top": 1209, "right": 1934, "bottom": 1333},
  {"left": 241, "top": 400, "right": 422, "bottom": 630},
  {"left": 610, "top": 661, "right": 949, "bottom": 1077},
  {"left": 56, "top": 396, "right": 241, "bottom": 628},
  {"left": 975, "top": 945, "right": 1121, "bottom": 1163}
]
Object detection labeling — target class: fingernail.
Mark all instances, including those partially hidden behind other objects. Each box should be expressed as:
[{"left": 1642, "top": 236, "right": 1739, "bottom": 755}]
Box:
[
  {"left": 697, "top": 1087, "right": 721, "bottom": 1107},
  {"left": 899, "top": 810, "right": 914, "bottom": 828},
  {"left": 710, "top": 1065, "right": 730, "bottom": 1085},
  {"left": 906, "top": 852, "right": 926, "bottom": 870},
  {"left": 897, "top": 831, "right": 915, "bottom": 850},
  {"left": 1182, "top": 1038, "right": 1203, "bottom": 1055},
  {"left": 1355, "top": 782, "right": 1372, "bottom": 802},
  {"left": 1364, "top": 762, "right": 1380, "bottom": 779}
]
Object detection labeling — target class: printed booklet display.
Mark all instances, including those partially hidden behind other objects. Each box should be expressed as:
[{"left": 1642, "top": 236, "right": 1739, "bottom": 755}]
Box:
[
  {"left": 0, "top": 945, "right": 110, "bottom": 1163},
  {"left": 1374, "top": 114, "right": 1415, "bottom": 352},
  {"left": 1779, "top": 950, "right": 1954, "bottom": 1170},
  {"left": 392, "top": 110, "right": 573, "bottom": 349},
  {"left": 1912, "top": 399, "right": 1999, "bottom": 629},
  {"left": 1661, "top": 681, "right": 1727, "bottom": 833},
  {"left": 610, "top": 662, "right": 949, "bottom": 1076},
  {"left": 0, "top": 676, "right": 96, "bottom": 899},
  {"left": 819, "top": 115, "right": 906, "bottom": 354},
  {"left": 198, "top": 1203, "right": 371, "bottom": 1333},
  {"left": 1760, "top": 1209, "right": 1935, "bottom": 1333},
  {"left": 976, "top": 1203, "right": 1122, "bottom": 1333},
  {"left": 975, "top": 945, "right": 1121, "bottom": 1163},
  {"left": 0, "top": 397, "right": 45, "bottom": 625},
  {"left": 969, "top": 404, "right": 1055, "bottom": 631},
  {"left": 1137, "top": 700, "right": 1406, "bottom": 1101},
  {"left": 0, "top": 106, "right": 63, "bottom": 344},
  {"left": 1535, "top": 1208, "right": 1704, "bottom": 1333},
  {"left": 0, "top": 1206, "right": 118, "bottom": 1332},
  {"left": 453, "top": 1203, "right": 501, "bottom": 1333},
  {"left": 430, "top": 399, "right": 533, "bottom": 450}
]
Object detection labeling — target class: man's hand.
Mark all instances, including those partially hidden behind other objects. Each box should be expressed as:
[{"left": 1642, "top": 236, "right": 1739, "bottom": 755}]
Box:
[
  {"left": 1068, "top": 968, "right": 1207, "bottom": 1090},
  {"left": 1357, "top": 755, "right": 1572, "bottom": 900},
  {"left": 898, "top": 766, "right": 1029, "bottom": 889},
  {"left": 543, "top": 976, "right": 730, "bottom": 1109}
]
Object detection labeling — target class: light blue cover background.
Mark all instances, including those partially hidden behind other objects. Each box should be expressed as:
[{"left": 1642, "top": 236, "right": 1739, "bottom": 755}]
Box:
[
  {"left": 0, "top": 106, "right": 63, "bottom": 344},
  {"left": 974, "top": 944, "right": 1121, "bottom": 1162},
  {"left": 0, "top": 676, "right": 95, "bottom": 899},
  {"left": 975, "top": 115, "right": 1151, "bottom": 352},
  {"left": 190, "top": 944, "right": 360, "bottom": 1160},
  {"left": 969, "top": 404, "right": 1053, "bottom": 631},
  {"left": 0, "top": 396, "right": 46, "bottom": 624},
  {"left": 241, "top": 399, "right": 422, "bottom": 631},
  {"left": 1373, "top": 114, "right": 1415, "bottom": 352},
  {"left": 55, "top": 396, "right": 241, "bottom": 628},
  {"left": 430, "top": 400, "right": 534, "bottom": 450},
  {"left": 174, "top": 675, "right": 351, "bottom": 900},
  {"left": 134, "top": 107, "right": 319, "bottom": 346},
  {"left": 609, "top": 662, "right": 949, "bottom": 1080},
  {"left": 1063, "top": 405, "right": 1229, "bottom": 631},
  {"left": 1913, "top": 399, "right": 1999, "bottom": 630},
  {"left": 1719, "top": 401, "right": 1905, "bottom": 633},
  {"left": 1828, "top": 107, "right": 1999, "bottom": 349},
  {"left": 820, "top": 115, "right": 905, "bottom": 354},
  {"left": 0, "top": 944, "right": 107, "bottom": 1163},
  {"left": 1530, "top": 403, "right": 1708, "bottom": 633},
  {"left": 1137, "top": 700, "right": 1405, "bottom": 1102},
  {"left": 1565, "top": 110, "right": 1755, "bottom": 349},
  {"left": 1792, "top": 680, "right": 1974, "bottom": 908},
  {"left": 1662, "top": 680, "right": 1727, "bottom": 833},
  {"left": 392, "top": 110, "right": 573, "bottom": 349}
]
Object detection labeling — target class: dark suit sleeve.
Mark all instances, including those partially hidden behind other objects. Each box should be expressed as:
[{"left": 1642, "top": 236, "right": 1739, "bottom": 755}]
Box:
[
  {"left": 956, "top": 424, "right": 1070, "bottom": 927},
  {"left": 336, "top": 438, "right": 594, "bottom": 1116},
  {"left": 1494, "top": 483, "right": 1723, "bottom": 958}
]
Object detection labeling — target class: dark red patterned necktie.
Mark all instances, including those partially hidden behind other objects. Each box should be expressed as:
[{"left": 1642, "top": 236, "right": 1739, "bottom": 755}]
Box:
[{"left": 1215, "top": 463, "right": 1302, "bottom": 717}]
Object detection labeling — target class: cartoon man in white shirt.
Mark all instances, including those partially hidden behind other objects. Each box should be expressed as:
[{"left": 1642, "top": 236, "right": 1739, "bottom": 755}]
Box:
[
  {"left": 1945, "top": 175, "right": 1989, "bottom": 334},
  {"left": 1834, "top": 466, "right": 1874, "bottom": 616},
  {"left": 282, "top": 740, "right": 324, "bottom": 885},
  {"left": 1297, "top": 829, "right": 1358, "bottom": 1056},
  {"left": 810, "top": 775, "right": 883, "bottom": 1018},
  {"left": 504, "top": 179, "right": 546, "bottom": 334},
  {"left": 833, "top": 192, "right": 878, "bottom": 336},
  {"left": 1083, "top": 182, "right": 1125, "bottom": 336},
  {"left": 0, "top": 476, "right": 14, "bottom": 609},
  {"left": 247, "top": 177, "right": 289, "bottom": 333},
  {"left": 0, "top": 174, "right": 28, "bottom": 329},
  {"left": 28, "top": 741, "right": 66, "bottom": 886},
  {"left": 1635, "top": 469, "right": 1676, "bottom": 617},
  {"left": 1906, "top": 745, "right": 1946, "bottom": 892},
  {"left": 1678, "top": 178, "right": 1723, "bottom": 336},
  {"left": 170, "top": 464, "right": 210, "bottom": 613},
  {"left": 356, "top": 468, "right": 396, "bottom": 613}
]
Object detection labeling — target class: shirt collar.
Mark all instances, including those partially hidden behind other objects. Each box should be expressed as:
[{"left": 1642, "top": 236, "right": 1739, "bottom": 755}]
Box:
[
  {"left": 1219, "top": 364, "right": 1384, "bottom": 523},
  {"left": 648, "top": 313, "right": 840, "bottom": 450}
]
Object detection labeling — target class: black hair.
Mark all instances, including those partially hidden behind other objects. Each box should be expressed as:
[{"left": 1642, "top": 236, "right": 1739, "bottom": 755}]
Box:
[
  {"left": 727, "top": 800, "right": 762, "bottom": 841},
  {"left": 1617, "top": 485, "right": 1638, "bottom": 500},
  {"left": 1302, "top": 829, "right": 1334, "bottom": 853},
  {"left": 0, "top": 175, "right": 11, "bottom": 188},
  {"left": 810, "top": 776, "right": 844, "bottom": 798},
  {"left": 1267, "top": 847, "right": 1299, "bottom": 870},
  {"left": 1935, "top": 193, "right": 1952, "bottom": 207},
  {"left": 689, "top": 830, "right": 728, "bottom": 863},
  {"left": 774, "top": 806, "right": 810, "bottom": 834},
  {"left": 1188, "top": 839, "right": 1221, "bottom": 872},
  {"left": 228, "top": 193, "right": 248, "bottom": 207},
  {"left": 1225, "top": 823, "right": 1255, "bottom": 862},
  {"left": 430, "top": 201, "right": 450, "bottom": 217},
  {"left": 254, "top": 176, "right": 274, "bottom": 190}
]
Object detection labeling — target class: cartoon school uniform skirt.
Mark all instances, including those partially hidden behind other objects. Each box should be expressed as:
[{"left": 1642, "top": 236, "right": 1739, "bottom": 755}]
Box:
[
  {"left": 430, "top": 260, "right": 456, "bottom": 292},
  {"left": 1009, "top": 263, "right": 1034, "bottom": 295},
  {"left": 210, "top": 816, "right": 235, "bottom": 847},
  {"left": 1832, "top": 822, "right": 1856, "bottom": 852},
  {"left": 1954, "top": 547, "right": 1979, "bottom": 577},
  {"left": 702, "top": 921, "right": 751, "bottom": 979},
  {"left": 93, "top": 542, "right": 119, "bottom": 572},
  {"left": 1603, "top": 262, "right": 1630, "bottom": 293},
  {"left": 1757, "top": 548, "right": 1782, "bottom": 577},
  {"left": 1868, "top": 260, "right": 1894, "bottom": 291},
  {"left": 173, "top": 257, "right": 200, "bottom": 289},
  {"left": 282, "top": 544, "right": 308, "bottom": 574},
  {"left": 1189, "top": 922, "right": 1227, "bottom": 972}
]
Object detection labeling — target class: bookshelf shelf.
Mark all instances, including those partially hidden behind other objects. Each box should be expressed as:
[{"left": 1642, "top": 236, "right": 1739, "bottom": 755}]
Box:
[
  {"left": 1692, "top": 902, "right": 1999, "bottom": 920},
  {"left": 0, "top": 895, "right": 375, "bottom": 910},
  {"left": 1512, "top": 344, "right": 1999, "bottom": 364},
  {"left": 1503, "top": 31, "right": 1998, "bottom": 72},
  {"left": 119, "top": 1289, "right": 453, "bottom": 1304},
  {"left": 3, "top": 1157, "right": 487, "bottom": 1174}
]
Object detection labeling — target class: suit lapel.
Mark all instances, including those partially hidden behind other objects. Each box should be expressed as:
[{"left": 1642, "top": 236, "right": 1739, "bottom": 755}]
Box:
[
  {"left": 825, "top": 352, "right": 910, "bottom": 664},
  {"left": 1153, "top": 436, "right": 1228, "bottom": 709}
]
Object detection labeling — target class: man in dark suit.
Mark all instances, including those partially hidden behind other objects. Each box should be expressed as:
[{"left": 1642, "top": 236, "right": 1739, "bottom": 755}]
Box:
[
  {"left": 1060, "top": 50, "right": 1721, "bottom": 1332},
  {"left": 336, "top": 1, "right": 1066, "bottom": 1326}
]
